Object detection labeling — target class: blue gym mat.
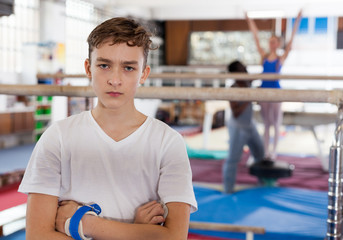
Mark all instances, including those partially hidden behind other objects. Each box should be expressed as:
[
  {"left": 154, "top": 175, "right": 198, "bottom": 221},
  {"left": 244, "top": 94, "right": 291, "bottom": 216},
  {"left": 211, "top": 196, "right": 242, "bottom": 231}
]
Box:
[
  {"left": 187, "top": 145, "right": 228, "bottom": 160},
  {"left": 190, "top": 185, "right": 327, "bottom": 240},
  {"left": 0, "top": 230, "right": 25, "bottom": 240},
  {"left": 0, "top": 186, "right": 327, "bottom": 240}
]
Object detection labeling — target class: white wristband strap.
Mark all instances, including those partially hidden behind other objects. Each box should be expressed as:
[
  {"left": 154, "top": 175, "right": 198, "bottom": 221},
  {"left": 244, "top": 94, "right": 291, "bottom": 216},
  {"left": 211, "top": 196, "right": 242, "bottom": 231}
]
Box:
[
  {"left": 65, "top": 217, "right": 72, "bottom": 236},
  {"left": 158, "top": 201, "right": 168, "bottom": 226}
]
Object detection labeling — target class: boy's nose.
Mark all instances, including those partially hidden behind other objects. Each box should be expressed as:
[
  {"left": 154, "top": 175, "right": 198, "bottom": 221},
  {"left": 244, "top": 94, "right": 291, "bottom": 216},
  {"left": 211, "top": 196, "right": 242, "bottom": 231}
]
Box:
[{"left": 107, "top": 75, "right": 121, "bottom": 87}]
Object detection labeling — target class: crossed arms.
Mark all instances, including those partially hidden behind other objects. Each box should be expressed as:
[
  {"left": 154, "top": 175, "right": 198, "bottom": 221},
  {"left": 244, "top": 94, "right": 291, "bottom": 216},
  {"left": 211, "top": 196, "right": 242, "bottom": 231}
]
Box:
[{"left": 26, "top": 193, "right": 191, "bottom": 240}]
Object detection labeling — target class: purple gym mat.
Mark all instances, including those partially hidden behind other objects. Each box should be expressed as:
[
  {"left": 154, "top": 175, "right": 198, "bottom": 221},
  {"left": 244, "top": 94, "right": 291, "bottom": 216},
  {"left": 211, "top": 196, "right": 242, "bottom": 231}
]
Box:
[{"left": 190, "top": 151, "right": 328, "bottom": 191}]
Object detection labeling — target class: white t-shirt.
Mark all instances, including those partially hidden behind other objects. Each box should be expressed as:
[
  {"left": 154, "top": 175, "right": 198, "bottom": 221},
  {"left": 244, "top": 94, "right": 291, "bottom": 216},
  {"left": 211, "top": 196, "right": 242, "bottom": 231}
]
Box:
[{"left": 19, "top": 111, "right": 197, "bottom": 222}]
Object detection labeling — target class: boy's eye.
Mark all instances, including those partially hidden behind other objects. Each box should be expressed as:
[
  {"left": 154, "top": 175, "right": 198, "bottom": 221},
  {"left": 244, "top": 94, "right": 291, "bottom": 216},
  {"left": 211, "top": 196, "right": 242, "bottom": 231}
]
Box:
[
  {"left": 99, "top": 64, "right": 109, "bottom": 69},
  {"left": 125, "top": 66, "right": 134, "bottom": 72}
]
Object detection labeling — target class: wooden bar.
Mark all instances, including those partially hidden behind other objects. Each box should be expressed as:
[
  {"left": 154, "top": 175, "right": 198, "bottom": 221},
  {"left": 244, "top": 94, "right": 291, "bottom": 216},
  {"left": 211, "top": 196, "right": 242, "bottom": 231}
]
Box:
[
  {"left": 149, "top": 72, "right": 343, "bottom": 81},
  {"left": 189, "top": 221, "right": 265, "bottom": 234},
  {"left": 36, "top": 73, "right": 343, "bottom": 81},
  {"left": 0, "top": 84, "right": 93, "bottom": 97},
  {"left": 1, "top": 85, "right": 343, "bottom": 104},
  {"left": 136, "top": 87, "right": 343, "bottom": 104},
  {"left": 37, "top": 73, "right": 88, "bottom": 79}
]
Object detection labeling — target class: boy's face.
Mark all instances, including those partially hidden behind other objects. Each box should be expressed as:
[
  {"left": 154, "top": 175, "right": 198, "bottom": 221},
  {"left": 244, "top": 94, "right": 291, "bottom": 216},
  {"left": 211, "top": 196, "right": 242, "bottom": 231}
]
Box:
[{"left": 85, "top": 41, "right": 150, "bottom": 111}]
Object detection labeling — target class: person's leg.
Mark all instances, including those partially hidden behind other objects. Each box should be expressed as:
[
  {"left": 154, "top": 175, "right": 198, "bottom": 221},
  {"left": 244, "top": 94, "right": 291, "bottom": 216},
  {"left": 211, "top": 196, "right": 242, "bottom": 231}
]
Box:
[
  {"left": 247, "top": 123, "right": 265, "bottom": 163},
  {"left": 247, "top": 124, "right": 266, "bottom": 185},
  {"left": 270, "top": 102, "right": 282, "bottom": 159},
  {"left": 222, "top": 124, "right": 246, "bottom": 193},
  {"left": 259, "top": 102, "right": 271, "bottom": 157}
]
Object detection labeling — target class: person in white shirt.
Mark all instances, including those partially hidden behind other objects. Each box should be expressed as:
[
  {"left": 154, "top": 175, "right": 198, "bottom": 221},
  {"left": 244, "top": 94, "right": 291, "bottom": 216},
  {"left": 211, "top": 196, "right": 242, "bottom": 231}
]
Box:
[{"left": 19, "top": 17, "right": 197, "bottom": 240}]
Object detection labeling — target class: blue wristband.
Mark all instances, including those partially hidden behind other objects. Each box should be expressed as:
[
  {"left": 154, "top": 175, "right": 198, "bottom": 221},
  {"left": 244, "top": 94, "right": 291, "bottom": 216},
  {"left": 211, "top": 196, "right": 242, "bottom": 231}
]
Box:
[{"left": 69, "top": 204, "right": 101, "bottom": 240}]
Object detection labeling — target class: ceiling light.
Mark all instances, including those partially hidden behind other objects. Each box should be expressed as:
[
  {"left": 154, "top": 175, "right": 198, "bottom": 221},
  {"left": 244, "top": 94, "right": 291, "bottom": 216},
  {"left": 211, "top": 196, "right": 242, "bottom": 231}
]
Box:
[{"left": 247, "top": 10, "right": 285, "bottom": 19}]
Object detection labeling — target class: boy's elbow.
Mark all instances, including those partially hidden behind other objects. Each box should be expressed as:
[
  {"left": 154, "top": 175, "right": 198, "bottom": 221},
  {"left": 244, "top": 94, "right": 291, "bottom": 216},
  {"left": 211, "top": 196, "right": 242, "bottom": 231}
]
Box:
[
  {"left": 26, "top": 232, "right": 49, "bottom": 240},
  {"left": 26, "top": 228, "right": 71, "bottom": 240},
  {"left": 162, "top": 234, "right": 188, "bottom": 240},
  {"left": 163, "top": 227, "right": 189, "bottom": 240}
]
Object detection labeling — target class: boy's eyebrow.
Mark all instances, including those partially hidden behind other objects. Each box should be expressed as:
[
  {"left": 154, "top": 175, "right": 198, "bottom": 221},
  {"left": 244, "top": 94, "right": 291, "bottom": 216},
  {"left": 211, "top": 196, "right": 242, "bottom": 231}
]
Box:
[
  {"left": 96, "top": 57, "right": 112, "bottom": 63},
  {"left": 95, "top": 58, "right": 138, "bottom": 65},
  {"left": 121, "top": 60, "right": 139, "bottom": 65}
]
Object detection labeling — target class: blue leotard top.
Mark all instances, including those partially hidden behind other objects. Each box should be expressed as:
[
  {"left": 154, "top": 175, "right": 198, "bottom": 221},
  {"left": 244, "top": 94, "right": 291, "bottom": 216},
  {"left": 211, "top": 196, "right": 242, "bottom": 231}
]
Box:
[{"left": 260, "top": 58, "right": 282, "bottom": 88}]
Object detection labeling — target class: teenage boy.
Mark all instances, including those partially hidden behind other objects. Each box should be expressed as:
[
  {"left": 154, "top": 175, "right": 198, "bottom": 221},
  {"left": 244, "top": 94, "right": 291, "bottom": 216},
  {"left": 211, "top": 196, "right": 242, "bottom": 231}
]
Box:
[{"left": 19, "top": 17, "right": 197, "bottom": 240}]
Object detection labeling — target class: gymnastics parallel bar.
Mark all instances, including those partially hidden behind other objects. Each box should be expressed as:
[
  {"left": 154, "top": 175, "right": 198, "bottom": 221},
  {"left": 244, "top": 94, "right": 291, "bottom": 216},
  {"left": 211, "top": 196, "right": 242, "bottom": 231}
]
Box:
[
  {"left": 37, "top": 72, "right": 343, "bottom": 81},
  {"left": 1, "top": 83, "right": 342, "bottom": 239},
  {"left": 189, "top": 221, "right": 265, "bottom": 240},
  {"left": 1, "top": 84, "right": 343, "bottom": 104}
]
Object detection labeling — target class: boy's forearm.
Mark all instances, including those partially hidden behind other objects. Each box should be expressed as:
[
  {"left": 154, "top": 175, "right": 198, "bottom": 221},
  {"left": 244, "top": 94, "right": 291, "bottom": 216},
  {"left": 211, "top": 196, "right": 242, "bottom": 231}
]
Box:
[
  {"left": 83, "top": 216, "right": 173, "bottom": 240},
  {"left": 82, "top": 202, "right": 190, "bottom": 240},
  {"left": 26, "top": 230, "right": 73, "bottom": 240}
]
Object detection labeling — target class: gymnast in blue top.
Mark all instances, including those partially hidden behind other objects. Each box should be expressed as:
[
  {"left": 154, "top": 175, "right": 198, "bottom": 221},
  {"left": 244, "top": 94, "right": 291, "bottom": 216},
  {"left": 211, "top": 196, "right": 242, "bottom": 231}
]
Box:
[
  {"left": 260, "top": 58, "right": 281, "bottom": 88},
  {"left": 245, "top": 10, "right": 302, "bottom": 159}
]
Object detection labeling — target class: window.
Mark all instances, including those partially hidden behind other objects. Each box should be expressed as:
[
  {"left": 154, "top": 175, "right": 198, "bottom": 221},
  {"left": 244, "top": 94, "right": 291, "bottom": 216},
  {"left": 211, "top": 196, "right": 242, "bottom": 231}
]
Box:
[
  {"left": 65, "top": 0, "right": 103, "bottom": 74},
  {"left": 293, "top": 17, "right": 308, "bottom": 34},
  {"left": 188, "top": 31, "right": 271, "bottom": 65},
  {"left": 315, "top": 17, "right": 328, "bottom": 34},
  {"left": 0, "top": 0, "right": 39, "bottom": 73}
]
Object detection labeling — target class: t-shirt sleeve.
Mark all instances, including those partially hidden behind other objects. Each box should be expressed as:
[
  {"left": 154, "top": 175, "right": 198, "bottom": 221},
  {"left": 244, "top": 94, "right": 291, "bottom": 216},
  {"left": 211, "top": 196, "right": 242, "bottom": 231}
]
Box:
[
  {"left": 18, "top": 123, "right": 62, "bottom": 197},
  {"left": 158, "top": 131, "right": 198, "bottom": 213}
]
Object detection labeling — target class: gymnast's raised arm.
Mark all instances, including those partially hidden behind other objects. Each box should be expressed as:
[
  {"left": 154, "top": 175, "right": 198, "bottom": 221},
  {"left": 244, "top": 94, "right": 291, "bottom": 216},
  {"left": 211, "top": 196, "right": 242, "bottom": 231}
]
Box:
[
  {"left": 281, "top": 9, "right": 303, "bottom": 63},
  {"left": 245, "top": 12, "right": 266, "bottom": 58}
]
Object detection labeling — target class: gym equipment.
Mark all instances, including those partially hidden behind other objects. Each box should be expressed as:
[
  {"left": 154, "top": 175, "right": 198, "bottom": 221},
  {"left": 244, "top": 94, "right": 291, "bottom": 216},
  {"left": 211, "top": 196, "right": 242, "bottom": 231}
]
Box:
[{"left": 249, "top": 158, "right": 295, "bottom": 186}]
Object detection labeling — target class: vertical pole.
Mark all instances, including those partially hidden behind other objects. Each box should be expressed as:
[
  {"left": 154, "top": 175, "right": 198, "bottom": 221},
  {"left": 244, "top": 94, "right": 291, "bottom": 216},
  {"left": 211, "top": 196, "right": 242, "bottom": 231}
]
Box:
[
  {"left": 275, "top": 17, "right": 282, "bottom": 37},
  {"left": 327, "top": 104, "right": 343, "bottom": 240},
  {"left": 202, "top": 112, "right": 213, "bottom": 149},
  {"left": 246, "top": 231, "right": 254, "bottom": 240}
]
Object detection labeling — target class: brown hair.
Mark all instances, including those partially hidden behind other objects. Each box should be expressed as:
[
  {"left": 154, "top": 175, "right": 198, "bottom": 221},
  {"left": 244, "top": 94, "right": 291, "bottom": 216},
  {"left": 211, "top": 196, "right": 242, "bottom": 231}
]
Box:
[
  {"left": 87, "top": 17, "right": 153, "bottom": 68},
  {"left": 227, "top": 60, "right": 247, "bottom": 73}
]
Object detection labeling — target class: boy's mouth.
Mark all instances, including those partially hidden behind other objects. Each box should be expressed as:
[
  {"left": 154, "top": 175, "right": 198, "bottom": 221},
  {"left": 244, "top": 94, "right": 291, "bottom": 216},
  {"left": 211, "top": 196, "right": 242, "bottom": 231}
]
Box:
[{"left": 107, "top": 91, "right": 123, "bottom": 97}]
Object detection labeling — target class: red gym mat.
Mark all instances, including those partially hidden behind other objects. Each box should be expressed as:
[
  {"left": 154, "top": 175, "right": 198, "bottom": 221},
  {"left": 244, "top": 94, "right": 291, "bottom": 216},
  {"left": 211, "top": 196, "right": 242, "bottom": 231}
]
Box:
[
  {"left": 188, "top": 233, "right": 238, "bottom": 240},
  {"left": 0, "top": 183, "right": 27, "bottom": 211}
]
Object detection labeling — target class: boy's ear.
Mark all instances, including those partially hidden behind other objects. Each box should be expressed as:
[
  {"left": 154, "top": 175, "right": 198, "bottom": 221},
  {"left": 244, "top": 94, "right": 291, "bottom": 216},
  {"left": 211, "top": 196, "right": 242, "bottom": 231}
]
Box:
[
  {"left": 84, "top": 59, "right": 92, "bottom": 78},
  {"left": 139, "top": 65, "right": 151, "bottom": 85}
]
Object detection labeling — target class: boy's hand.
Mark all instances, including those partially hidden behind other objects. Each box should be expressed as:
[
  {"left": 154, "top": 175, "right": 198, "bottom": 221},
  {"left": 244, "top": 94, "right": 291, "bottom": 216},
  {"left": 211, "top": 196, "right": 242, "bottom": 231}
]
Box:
[
  {"left": 134, "top": 201, "right": 165, "bottom": 225},
  {"left": 55, "top": 200, "right": 80, "bottom": 234}
]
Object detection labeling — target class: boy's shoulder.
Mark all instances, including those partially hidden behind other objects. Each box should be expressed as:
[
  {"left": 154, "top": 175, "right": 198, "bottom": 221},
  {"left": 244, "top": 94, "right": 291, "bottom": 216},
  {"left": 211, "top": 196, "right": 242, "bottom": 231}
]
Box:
[
  {"left": 51, "top": 111, "right": 89, "bottom": 129},
  {"left": 148, "top": 117, "right": 181, "bottom": 136}
]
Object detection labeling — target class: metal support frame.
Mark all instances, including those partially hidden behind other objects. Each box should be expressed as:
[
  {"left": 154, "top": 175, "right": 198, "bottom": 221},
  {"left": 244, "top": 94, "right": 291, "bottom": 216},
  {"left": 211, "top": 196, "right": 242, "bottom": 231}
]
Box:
[{"left": 327, "top": 104, "right": 343, "bottom": 239}]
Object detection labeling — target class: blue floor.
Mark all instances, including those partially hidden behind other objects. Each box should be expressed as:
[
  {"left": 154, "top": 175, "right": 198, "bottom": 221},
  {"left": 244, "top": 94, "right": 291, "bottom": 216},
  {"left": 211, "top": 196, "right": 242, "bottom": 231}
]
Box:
[{"left": 0, "top": 144, "right": 34, "bottom": 174}]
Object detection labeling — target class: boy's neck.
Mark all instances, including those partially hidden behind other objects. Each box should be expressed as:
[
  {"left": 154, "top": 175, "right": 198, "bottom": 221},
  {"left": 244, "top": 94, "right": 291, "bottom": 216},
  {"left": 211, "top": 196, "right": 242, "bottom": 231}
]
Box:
[
  {"left": 92, "top": 103, "right": 143, "bottom": 123},
  {"left": 91, "top": 105, "right": 147, "bottom": 141}
]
